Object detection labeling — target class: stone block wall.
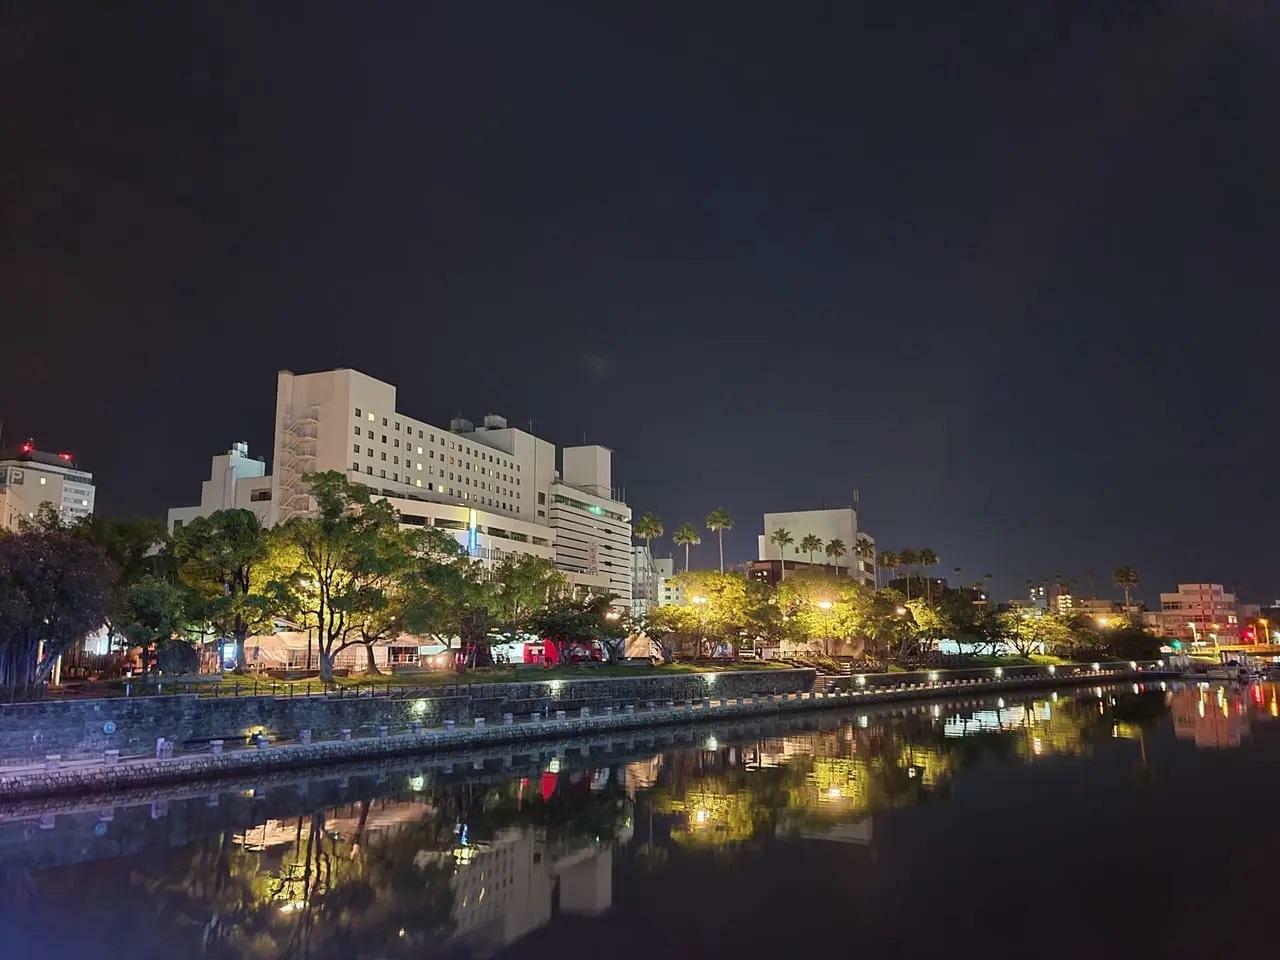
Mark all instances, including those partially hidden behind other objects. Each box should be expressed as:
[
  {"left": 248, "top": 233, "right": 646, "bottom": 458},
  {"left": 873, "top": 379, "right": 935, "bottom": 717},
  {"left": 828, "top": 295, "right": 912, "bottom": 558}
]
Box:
[{"left": 0, "top": 669, "right": 816, "bottom": 762}]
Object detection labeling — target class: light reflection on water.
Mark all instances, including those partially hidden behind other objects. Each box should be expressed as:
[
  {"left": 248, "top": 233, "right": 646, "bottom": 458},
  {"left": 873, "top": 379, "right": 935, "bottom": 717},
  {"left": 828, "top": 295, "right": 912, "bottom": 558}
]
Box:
[{"left": 1, "top": 680, "right": 1278, "bottom": 959}]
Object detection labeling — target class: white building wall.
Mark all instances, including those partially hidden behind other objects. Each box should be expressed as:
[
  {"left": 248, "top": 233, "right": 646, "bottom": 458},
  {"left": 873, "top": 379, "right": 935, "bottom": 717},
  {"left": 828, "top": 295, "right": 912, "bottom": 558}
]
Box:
[
  {"left": 760, "top": 509, "right": 857, "bottom": 570},
  {"left": 548, "top": 476, "right": 632, "bottom": 605},
  {"left": 0, "top": 454, "right": 95, "bottom": 530},
  {"left": 167, "top": 442, "right": 272, "bottom": 531}
]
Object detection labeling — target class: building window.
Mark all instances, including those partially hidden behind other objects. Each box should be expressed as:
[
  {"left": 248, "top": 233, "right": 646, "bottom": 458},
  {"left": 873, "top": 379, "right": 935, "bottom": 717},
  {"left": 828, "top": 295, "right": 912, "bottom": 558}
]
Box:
[
  {"left": 381, "top": 435, "right": 387, "bottom": 444},
  {"left": 381, "top": 452, "right": 387, "bottom": 461},
  {"left": 367, "top": 412, "right": 376, "bottom": 422},
  {"left": 367, "top": 447, "right": 373, "bottom": 456},
  {"left": 538, "top": 492, "right": 546, "bottom": 505},
  {"left": 354, "top": 425, "right": 361, "bottom": 435},
  {"left": 380, "top": 470, "right": 386, "bottom": 478},
  {"left": 353, "top": 461, "right": 360, "bottom": 470},
  {"left": 366, "top": 466, "right": 373, "bottom": 475},
  {"left": 382, "top": 417, "right": 388, "bottom": 426},
  {"left": 367, "top": 429, "right": 373, "bottom": 439},
  {"left": 395, "top": 421, "right": 400, "bottom": 430},
  {"left": 353, "top": 444, "right": 360, "bottom": 453},
  {"left": 418, "top": 430, "right": 423, "bottom": 438},
  {"left": 417, "top": 446, "right": 423, "bottom": 454},
  {"left": 393, "top": 456, "right": 399, "bottom": 465},
  {"left": 416, "top": 463, "right": 422, "bottom": 471},
  {"left": 354, "top": 407, "right": 362, "bottom": 418}
]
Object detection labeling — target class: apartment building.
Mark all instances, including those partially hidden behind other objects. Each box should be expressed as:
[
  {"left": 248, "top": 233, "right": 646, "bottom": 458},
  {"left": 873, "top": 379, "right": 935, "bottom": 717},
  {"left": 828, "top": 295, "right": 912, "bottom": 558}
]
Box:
[
  {"left": 169, "top": 368, "right": 631, "bottom": 605},
  {"left": 1156, "top": 583, "right": 1240, "bottom": 642},
  {"left": 0, "top": 441, "right": 95, "bottom": 530}
]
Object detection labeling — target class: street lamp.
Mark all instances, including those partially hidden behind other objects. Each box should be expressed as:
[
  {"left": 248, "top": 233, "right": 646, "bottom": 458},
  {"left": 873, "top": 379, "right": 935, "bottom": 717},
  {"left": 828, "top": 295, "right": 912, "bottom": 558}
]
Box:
[
  {"left": 817, "top": 600, "right": 833, "bottom": 610},
  {"left": 1096, "top": 616, "right": 1110, "bottom": 628}
]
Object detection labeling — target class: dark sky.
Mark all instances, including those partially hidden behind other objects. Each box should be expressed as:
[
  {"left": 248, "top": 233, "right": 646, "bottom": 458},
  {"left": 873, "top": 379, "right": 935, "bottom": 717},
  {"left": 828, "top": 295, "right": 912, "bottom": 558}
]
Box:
[{"left": 3, "top": 2, "right": 1278, "bottom": 606}]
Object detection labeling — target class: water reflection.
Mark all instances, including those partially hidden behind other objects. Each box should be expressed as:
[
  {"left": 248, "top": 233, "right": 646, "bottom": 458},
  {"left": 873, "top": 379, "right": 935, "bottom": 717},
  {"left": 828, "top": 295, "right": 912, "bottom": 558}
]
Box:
[{"left": 2, "top": 680, "right": 1278, "bottom": 959}]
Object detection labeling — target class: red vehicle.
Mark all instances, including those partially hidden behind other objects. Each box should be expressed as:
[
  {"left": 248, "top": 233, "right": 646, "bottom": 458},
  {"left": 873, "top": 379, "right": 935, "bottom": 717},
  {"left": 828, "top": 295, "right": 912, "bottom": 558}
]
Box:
[{"left": 526, "top": 637, "right": 604, "bottom": 666}]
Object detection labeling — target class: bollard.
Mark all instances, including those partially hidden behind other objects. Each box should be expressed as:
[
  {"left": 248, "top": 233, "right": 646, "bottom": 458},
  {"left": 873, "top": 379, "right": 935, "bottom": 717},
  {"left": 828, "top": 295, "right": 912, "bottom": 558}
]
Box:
[
  {"left": 529, "top": 713, "right": 542, "bottom": 724},
  {"left": 255, "top": 735, "right": 269, "bottom": 751},
  {"left": 209, "top": 739, "right": 223, "bottom": 755},
  {"left": 410, "top": 720, "right": 424, "bottom": 734},
  {"left": 341, "top": 727, "right": 354, "bottom": 740},
  {"left": 104, "top": 749, "right": 120, "bottom": 765},
  {"left": 604, "top": 705, "right": 615, "bottom": 715},
  {"left": 646, "top": 700, "right": 656, "bottom": 710},
  {"left": 624, "top": 704, "right": 636, "bottom": 714},
  {"left": 44, "top": 754, "right": 61, "bottom": 771},
  {"left": 474, "top": 717, "right": 486, "bottom": 728},
  {"left": 702, "top": 697, "right": 711, "bottom": 709},
  {"left": 299, "top": 728, "right": 312, "bottom": 745},
  {"left": 40, "top": 814, "right": 56, "bottom": 830},
  {"left": 502, "top": 713, "right": 514, "bottom": 725},
  {"left": 378, "top": 725, "right": 389, "bottom": 738},
  {"left": 580, "top": 707, "right": 591, "bottom": 718},
  {"left": 555, "top": 710, "right": 567, "bottom": 720},
  {"left": 442, "top": 720, "right": 454, "bottom": 732},
  {"left": 665, "top": 699, "right": 675, "bottom": 709},
  {"left": 155, "top": 737, "right": 168, "bottom": 759}
]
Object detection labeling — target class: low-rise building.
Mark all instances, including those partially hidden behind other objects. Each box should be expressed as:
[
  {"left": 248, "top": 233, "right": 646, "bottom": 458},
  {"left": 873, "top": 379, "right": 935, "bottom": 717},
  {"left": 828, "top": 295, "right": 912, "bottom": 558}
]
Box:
[
  {"left": 0, "top": 441, "right": 95, "bottom": 530},
  {"left": 753, "top": 506, "right": 875, "bottom": 587},
  {"left": 655, "top": 557, "right": 681, "bottom": 606},
  {"left": 168, "top": 442, "right": 272, "bottom": 531}
]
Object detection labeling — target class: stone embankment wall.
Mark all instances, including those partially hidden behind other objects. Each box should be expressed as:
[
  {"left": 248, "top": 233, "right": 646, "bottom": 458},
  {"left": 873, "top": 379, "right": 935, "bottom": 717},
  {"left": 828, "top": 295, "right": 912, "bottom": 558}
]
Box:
[{"left": 0, "top": 669, "right": 816, "bottom": 763}]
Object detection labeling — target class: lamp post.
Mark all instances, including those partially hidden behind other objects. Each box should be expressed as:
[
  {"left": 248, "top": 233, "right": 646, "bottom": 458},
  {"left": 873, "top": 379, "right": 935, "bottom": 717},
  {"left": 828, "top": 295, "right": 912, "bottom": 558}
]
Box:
[{"left": 817, "top": 599, "right": 833, "bottom": 657}]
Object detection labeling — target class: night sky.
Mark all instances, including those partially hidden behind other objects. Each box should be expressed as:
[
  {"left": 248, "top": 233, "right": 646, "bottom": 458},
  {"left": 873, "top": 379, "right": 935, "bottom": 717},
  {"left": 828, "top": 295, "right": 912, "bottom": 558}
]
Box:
[{"left": 3, "top": 3, "right": 1278, "bottom": 606}]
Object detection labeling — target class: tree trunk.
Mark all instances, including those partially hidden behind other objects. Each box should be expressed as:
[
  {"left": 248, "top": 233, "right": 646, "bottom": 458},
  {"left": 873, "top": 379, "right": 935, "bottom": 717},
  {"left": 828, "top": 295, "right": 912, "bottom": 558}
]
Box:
[
  {"left": 684, "top": 543, "right": 690, "bottom": 572},
  {"left": 233, "top": 629, "right": 247, "bottom": 674},
  {"left": 718, "top": 532, "right": 724, "bottom": 573},
  {"left": 362, "top": 643, "right": 381, "bottom": 676},
  {"left": 319, "top": 651, "right": 334, "bottom": 683}
]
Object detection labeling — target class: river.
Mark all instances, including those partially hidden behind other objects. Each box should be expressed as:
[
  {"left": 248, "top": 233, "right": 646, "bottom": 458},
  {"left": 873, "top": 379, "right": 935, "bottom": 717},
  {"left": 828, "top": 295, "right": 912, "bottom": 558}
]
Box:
[{"left": 0, "top": 679, "right": 1275, "bottom": 958}]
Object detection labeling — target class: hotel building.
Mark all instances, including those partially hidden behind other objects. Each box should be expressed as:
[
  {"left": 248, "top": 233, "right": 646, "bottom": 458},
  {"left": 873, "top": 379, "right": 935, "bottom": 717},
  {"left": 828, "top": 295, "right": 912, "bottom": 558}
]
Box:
[{"left": 168, "top": 368, "right": 632, "bottom": 606}]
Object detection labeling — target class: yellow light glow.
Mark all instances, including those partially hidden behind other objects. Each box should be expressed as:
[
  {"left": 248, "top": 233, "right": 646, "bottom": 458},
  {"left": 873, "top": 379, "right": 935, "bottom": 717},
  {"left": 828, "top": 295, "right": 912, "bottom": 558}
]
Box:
[
  {"left": 817, "top": 600, "right": 833, "bottom": 610},
  {"left": 691, "top": 595, "right": 708, "bottom": 605}
]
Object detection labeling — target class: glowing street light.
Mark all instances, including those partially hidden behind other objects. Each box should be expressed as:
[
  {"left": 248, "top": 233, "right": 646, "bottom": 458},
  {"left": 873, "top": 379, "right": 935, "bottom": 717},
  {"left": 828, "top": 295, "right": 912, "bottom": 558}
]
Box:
[
  {"left": 816, "top": 600, "right": 833, "bottom": 610},
  {"left": 691, "top": 595, "right": 708, "bottom": 606},
  {"left": 1096, "top": 616, "right": 1110, "bottom": 627}
]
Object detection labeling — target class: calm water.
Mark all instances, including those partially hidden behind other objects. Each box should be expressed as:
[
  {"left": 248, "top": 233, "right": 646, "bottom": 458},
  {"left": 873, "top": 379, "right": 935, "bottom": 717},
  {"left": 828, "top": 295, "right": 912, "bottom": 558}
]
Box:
[{"left": 2, "top": 680, "right": 1277, "bottom": 959}]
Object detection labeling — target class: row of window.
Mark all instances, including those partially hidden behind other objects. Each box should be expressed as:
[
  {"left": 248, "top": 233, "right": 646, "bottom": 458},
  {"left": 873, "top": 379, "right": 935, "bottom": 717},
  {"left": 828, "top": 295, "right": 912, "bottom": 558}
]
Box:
[
  {"left": 352, "top": 408, "right": 521, "bottom": 471},
  {"left": 349, "top": 462, "right": 520, "bottom": 512}
]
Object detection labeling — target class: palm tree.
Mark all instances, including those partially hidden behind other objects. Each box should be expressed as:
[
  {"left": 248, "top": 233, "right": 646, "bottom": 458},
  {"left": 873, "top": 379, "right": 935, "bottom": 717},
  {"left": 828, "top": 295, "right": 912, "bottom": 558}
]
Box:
[
  {"left": 770, "top": 528, "right": 794, "bottom": 581},
  {"left": 1112, "top": 566, "right": 1140, "bottom": 610},
  {"left": 705, "top": 507, "right": 733, "bottom": 574},
  {"left": 633, "top": 513, "right": 663, "bottom": 554},
  {"left": 898, "top": 548, "right": 919, "bottom": 600},
  {"left": 672, "top": 523, "right": 701, "bottom": 572},
  {"left": 918, "top": 548, "right": 939, "bottom": 603},
  {"left": 799, "top": 534, "right": 824, "bottom": 566},
  {"left": 825, "top": 538, "right": 848, "bottom": 571},
  {"left": 878, "top": 551, "right": 900, "bottom": 590}
]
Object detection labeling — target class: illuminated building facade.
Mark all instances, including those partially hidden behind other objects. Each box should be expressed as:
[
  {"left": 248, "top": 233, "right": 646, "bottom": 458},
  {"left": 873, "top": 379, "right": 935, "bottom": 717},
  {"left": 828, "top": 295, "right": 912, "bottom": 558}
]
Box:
[{"left": 167, "top": 368, "right": 632, "bottom": 605}]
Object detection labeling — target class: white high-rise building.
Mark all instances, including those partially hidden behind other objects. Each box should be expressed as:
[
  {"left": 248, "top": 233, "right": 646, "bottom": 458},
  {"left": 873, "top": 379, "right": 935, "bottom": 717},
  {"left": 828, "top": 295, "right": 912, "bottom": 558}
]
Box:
[
  {"left": 0, "top": 442, "right": 95, "bottom": 531},
  {"left": 168, "top": 368, "right": 632, "bottom": 606}
]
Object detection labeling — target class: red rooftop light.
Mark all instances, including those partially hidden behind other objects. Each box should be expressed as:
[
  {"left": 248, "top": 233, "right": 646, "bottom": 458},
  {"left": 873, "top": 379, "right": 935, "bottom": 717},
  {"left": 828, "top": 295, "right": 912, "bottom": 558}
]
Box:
[
  {"left": 58, "top": 451, "right": 73, "bottom": 461},
  {"left": 19, "top": 440, "right": 34, "bottom": 454}
]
